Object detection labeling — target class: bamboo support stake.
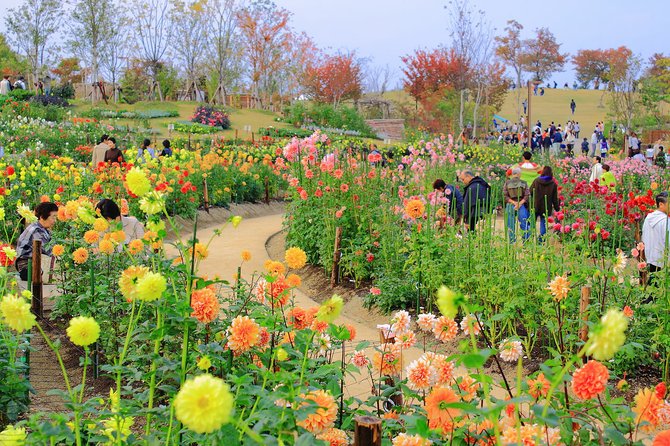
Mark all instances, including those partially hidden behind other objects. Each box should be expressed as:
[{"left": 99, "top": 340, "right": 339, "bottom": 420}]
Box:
[
  {"left": 579, "top": 286, "right": 591, "bottom": 342},
  {"left": 331, "top": 227, "right": 342, "bottom": 287},
  {"left": 203, "top": 178, "right": 210, "bottom": 213},
  {"left": 31, "top": 240, "right": 43, "bottom": 319}
]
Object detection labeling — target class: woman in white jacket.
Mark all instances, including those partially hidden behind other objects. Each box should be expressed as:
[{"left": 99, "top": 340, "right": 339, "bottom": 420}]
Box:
[{"left": 589, "top": 156, "right": 603, "bottom": 183}]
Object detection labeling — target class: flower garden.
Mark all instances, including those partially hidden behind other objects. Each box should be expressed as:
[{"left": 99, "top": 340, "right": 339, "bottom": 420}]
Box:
[{"left": 1, "top": 95, "right": 670, "bottom": 445}]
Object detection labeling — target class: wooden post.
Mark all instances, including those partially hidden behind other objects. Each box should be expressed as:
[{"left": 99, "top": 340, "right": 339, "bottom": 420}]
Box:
[
  {"left": 251, "top": 132, "right": 255, "bottom": 143},
  {"left": 203, "top": 178, "right": 210, "bottom": 213},
  {"left": 354, "top": 416, "right": 382, "bottom": 446},
  {"left": 235, "top": 129, "right": 239, "bottom": 142},
  {"left": 264, "top": 176, "right": 269, "bottom": 204},
  {"left": 579, "top": 286, "right": 591, "bottom": 342},
  {"left": 330, "top": 227, "right": 342, "bottom": 287},
  {"left": 31, "top": 240, "right": 43, "bottom": 319}
]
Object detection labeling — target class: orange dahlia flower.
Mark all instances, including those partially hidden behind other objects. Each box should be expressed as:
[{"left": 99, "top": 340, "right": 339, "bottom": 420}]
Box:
[
  {"left": 425, "top": 386, "right": 461, "bottom": 434},
  {"left": 296, "top": 389, "right": 337, "bottom": 434},
  {"left": 572, "top": 360, "right": 609, "bottom": 400}
]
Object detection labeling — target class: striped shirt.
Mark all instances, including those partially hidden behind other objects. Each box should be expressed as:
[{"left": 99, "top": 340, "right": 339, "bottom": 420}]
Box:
[{"left": 16, "top": 222, "right": 52, "bottom": 260}]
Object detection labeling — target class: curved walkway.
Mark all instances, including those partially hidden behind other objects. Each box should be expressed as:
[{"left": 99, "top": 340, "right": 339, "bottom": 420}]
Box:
[{"left": 194, "top": 211, "right": 437, "bottom": 400}]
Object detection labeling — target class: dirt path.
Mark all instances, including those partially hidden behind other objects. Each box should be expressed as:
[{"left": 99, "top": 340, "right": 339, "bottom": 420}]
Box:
[{"left": 194, "top": 209, "right": 512, "bottom": 402}]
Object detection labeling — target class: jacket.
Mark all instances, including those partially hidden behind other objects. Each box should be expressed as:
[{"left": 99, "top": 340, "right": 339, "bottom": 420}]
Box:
[
  {"left": 530, "top": 176, "right": 559, "bottom": 217},
  {"left": 463, "top": 176, "right": 490, "bottom": 220},
  {"left": 641, "top": 210, "right": 670, "bottom": 267},
  {"left": 444, "top": 184, "right": 463, "bottom": 217}
]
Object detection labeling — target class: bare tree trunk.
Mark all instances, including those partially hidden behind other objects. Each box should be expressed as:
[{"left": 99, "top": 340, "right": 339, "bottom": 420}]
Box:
[
  {"left": 459, "top": 89, "right": 465, "bottom": 130},
  {"left": 473, "top": 85, "right": 483, "bottom": 138}
]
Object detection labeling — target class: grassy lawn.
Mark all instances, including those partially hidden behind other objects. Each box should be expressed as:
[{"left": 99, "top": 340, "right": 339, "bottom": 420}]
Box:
[
  {"left": 70, "top": 100, "right": 290, "bottom": 140},
  {"left": 498, "top": 88, "right": 611, "bottom": 135}
]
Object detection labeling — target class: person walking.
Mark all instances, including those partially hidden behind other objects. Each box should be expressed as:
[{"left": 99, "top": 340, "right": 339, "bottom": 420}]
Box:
[
  {"left": 530, "top": 166, "right": 560, "bottom": 242},
  {"left": 641, "top": 192, "right": 670, "bottom": 291},
  {"left": 589, "top": 130, "right": 598, "bottom": 157},
  {"left": 570, "top": 99, "right": 576, "bottom": 115},
  {"left": 522, "top": 99, "right": 528, "bottom": 114},
  {"left": 92, "top": 134, "right": 110, "bottom": 167},
  {"left": 551, "top": 128, "right": 563, "bottom": 157},
  {"left": 589, "top": 156, "right": 604, "bottom": 183},
  {"left": 15, "top": 202, "right": 59, "bottom": 281},
  {"left": 574, "top": 121, "right": 580, "bottom": 138},
  {"left": 581, "top": 138, "right": 589, "bottom": 156},
  {"left": 459, "top": 170, "right": 490, "bottom": 232},
  {"left": 503, "top": 167, "right": 530, "bottom": 242}
]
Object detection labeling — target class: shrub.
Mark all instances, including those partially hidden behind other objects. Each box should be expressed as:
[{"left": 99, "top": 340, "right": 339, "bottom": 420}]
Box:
[
  {"left": 7, "top": 89, "right": 34, "bottom": 101},
  {"left": 191, "top": 104, "right": 230, "bottom": 129},
  {"left": 283, "top": 102, "right": 377, "bottom": 138},
  {"left": 30, "top": 94, "right": 69, "bottom": 107},
  {"left": 51, "top": 83, "right": 75, "bottom": 99}
]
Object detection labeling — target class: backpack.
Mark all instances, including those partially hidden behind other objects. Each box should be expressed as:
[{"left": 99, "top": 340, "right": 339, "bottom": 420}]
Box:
[{"left": 506, "top": 178, "right": 527, "bottom": 201}]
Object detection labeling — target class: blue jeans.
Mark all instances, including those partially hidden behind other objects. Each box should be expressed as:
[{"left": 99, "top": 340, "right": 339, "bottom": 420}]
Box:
[
  {"left": 506, "top": 204, "right": 530, "bottom": 242},
  {"left": 537, "top": 215, "right": 548, "bottom": 242}
]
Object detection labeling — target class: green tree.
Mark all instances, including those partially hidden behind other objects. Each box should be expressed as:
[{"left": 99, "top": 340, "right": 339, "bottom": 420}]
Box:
[
  {"left": 0, "top": 34, "right": 28, "bottom": 76},
  {"left": 4, "top": 0, "right": 64, "bottom": 89}
]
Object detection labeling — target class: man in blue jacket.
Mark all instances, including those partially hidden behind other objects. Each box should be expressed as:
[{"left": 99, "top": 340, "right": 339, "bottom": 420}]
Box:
[
  {"left": 433, "top": 179, "right": 463, "bottom": 225},
  {"left": 458, "top": 171, "right": 490, "bottom": 232}
]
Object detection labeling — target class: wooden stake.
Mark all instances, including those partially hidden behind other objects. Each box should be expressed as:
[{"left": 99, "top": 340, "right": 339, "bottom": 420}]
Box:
[
  {"left": 31, "top": 240, "right": 43, "bottom": 319},
  {"left": 264, "top": 176, "right": 269, "bottom": 204},
  {"left": 203, "top": 178, "right": 210, "bottom": 213},
  {"left": 579, "top": 286, "right": 591, "bottom": 342},
  {"left": 354, "top": 416, "right": 382, "bottom": 446},
  {"left": 331, "top": 227, "right": 342, "bottom": 287}
]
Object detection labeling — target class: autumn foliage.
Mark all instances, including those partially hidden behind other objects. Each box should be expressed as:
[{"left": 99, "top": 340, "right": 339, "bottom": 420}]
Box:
[{"left": 303, "top": 53, "right": 362, "bottom": 106}]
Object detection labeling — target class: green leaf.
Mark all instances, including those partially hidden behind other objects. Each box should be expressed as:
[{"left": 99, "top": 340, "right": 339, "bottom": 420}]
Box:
[{"left": 460, "top": 349, "right": 493, "bottom": 368}]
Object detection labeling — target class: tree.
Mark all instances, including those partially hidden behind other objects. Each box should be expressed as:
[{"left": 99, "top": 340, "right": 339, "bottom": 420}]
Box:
[
  {"left": 0, "top": 34, "right": 29, "bottom": 77},
  {"left": 495, "top": 20, "right": 524, "bottom": 89},
  {"left": 606, "top": 49, "right": 641, "bottom": 130},
  {"left": 170, "top": 0, "right": 209, "bottom": 100},
  {"left": 68, "top": 0, "right": 117, "bottom": 103},
  {"left": 207, "top": 0, "right": 241, "bottom": 104},
  {"left": 494, "top": 20, "right": 524, "bottom": 117},
  {"left": 237, "top": 0, "right": 292, "bottom": 108},
  {"left": 401, "top": 48, "right": 462, "bottom": 105},
  {"left": 51, "top": 57, "right": 84, "bottom": 84},
  {"left": 572, "top": 49, "right": 609, "bottom": 89},
  {"left": 4, "top": 0, "right": 64, "bottom": 89},
  {"left": 303, "top": 52, "right": 363, "bottom": 106},
  {"left": 100, "top": 18, "right": 130, "bottom": 103},
  {"left": 130, "top": 0, "right": 173, "bottom": 99},
  {"left": 364, "top": 63, "right": 393, "bottom": 95},
  {"left": 520, "top": 28, "right": 567, "bottom": 82},
  {"left": 445, "top": 0, "right": 489, "bottom": 129}
]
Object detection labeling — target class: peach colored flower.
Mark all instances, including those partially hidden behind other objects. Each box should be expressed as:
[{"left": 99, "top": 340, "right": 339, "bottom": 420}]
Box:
[
  {"left": 296, "top": 390, "right": 337, "bottom": 434},
  {"left": 430, "top": 354, "right": 455, "bottom": 385},
  {"left": 572, "top": 360, "right": 609, "bottom": 400},
  {"left": 373, "top": 345, "right": 402, "bottom": 376},
  {"left": 395, "top": 330, "right": 417, "bottom": 349},
  {"left": 391, "top": 310, "right": 411, "bottom": 334},
  {"left": 406, "top": 358, "right": 435, "bottom": 391},
  {"left": 190, "top": 288, "right": 220, "bottom": 324},
  {"left": 226, "top": 316, "right": 260, "bottom": 353},
  {"left": 316, "top": 428, "right": 348, "bottom": 446},
  {"left": 547, "top": 275, "right": 570, "bottom": 301},
  {"left": 432, "top": 316, "right": 458, "bottom": 342},
  {"left": 351, "top": 350, "right": 370, "bottom": 368},
  {"left": 459, "top": 314, "right": 481, "bottom": 336},
  {"left": 425, "top": 386, "right": 460, "bottom": 434},
  {"left": 392, "top": 433, "right": 432, "bottom": 446},
  {"left": 527, "top": 372, "right": 550, "bottom": 399},
  {"left": 499, "top": 339, "right": 523, "bottom": 362},
  {"left": 633, "top": 387, "right": 664, "bottom": 431},
  {"left": 417, "top": 313, "right": 436, "bottom": 332}
]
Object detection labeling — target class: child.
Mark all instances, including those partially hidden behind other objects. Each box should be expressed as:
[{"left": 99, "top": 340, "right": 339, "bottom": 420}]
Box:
[
  {"left": 600, "top": 138, "right": 609, "bottom": 158},
  {"left": 581, "top": 138, "right": 589, "bottom": 156}
]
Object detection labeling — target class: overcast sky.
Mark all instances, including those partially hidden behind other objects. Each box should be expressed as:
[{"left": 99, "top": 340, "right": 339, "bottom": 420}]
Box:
[{"left": 1, "top": 0, "right": 666, "bottom": 86}]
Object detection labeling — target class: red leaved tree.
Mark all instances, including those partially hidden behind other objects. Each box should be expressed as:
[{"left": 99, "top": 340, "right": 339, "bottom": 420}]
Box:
[
  {"left": 520, "top": 27, "right": 567, "bottom": 82},
  {"left": 572, "top": 49, "right": 609, "bottom": 89},
  {"left": 302, "top": 52, "right": 363, "bottom": 106},
  {"left": 401, "top": 48, "right": 463, "bottom": 108}
]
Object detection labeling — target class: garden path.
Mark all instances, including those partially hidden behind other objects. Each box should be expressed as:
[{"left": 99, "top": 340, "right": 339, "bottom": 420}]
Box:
[{"left": 194, "top": 210, "right": 511, "bottom": 403}]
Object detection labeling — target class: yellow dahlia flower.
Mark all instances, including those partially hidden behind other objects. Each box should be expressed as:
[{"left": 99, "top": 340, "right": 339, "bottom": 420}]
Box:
[
  {"left": 135, "top": 272, "right": 167, "bottom": 302},
  {"left": 125, "top": 167, "right": 151, "bottom": 197},
  {"left": 173, "top": 374, "right": 233, "bottom": 434},
  {"left": 316, "top": 295, "right": 343, "bottom": 323},
  {"left": 0, "top": 294, "right": 36, "bottom": 333},
  {"left": 285, "top": 247, "right": 307, "bottom": 269},
  {"left": 66, "top": 316, "right": 100, "bottom": 347},
  {"left": 586, "top": 308, "right": 628, "bottom": 361},
  {"left": 0, "top": 424, "right": 26, "bottom": 445}
]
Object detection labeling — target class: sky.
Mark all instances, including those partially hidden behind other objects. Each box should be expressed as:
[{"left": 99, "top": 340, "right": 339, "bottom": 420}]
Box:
[{"left": 1, "top": 0, "right": 666, "bottom": 87}]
